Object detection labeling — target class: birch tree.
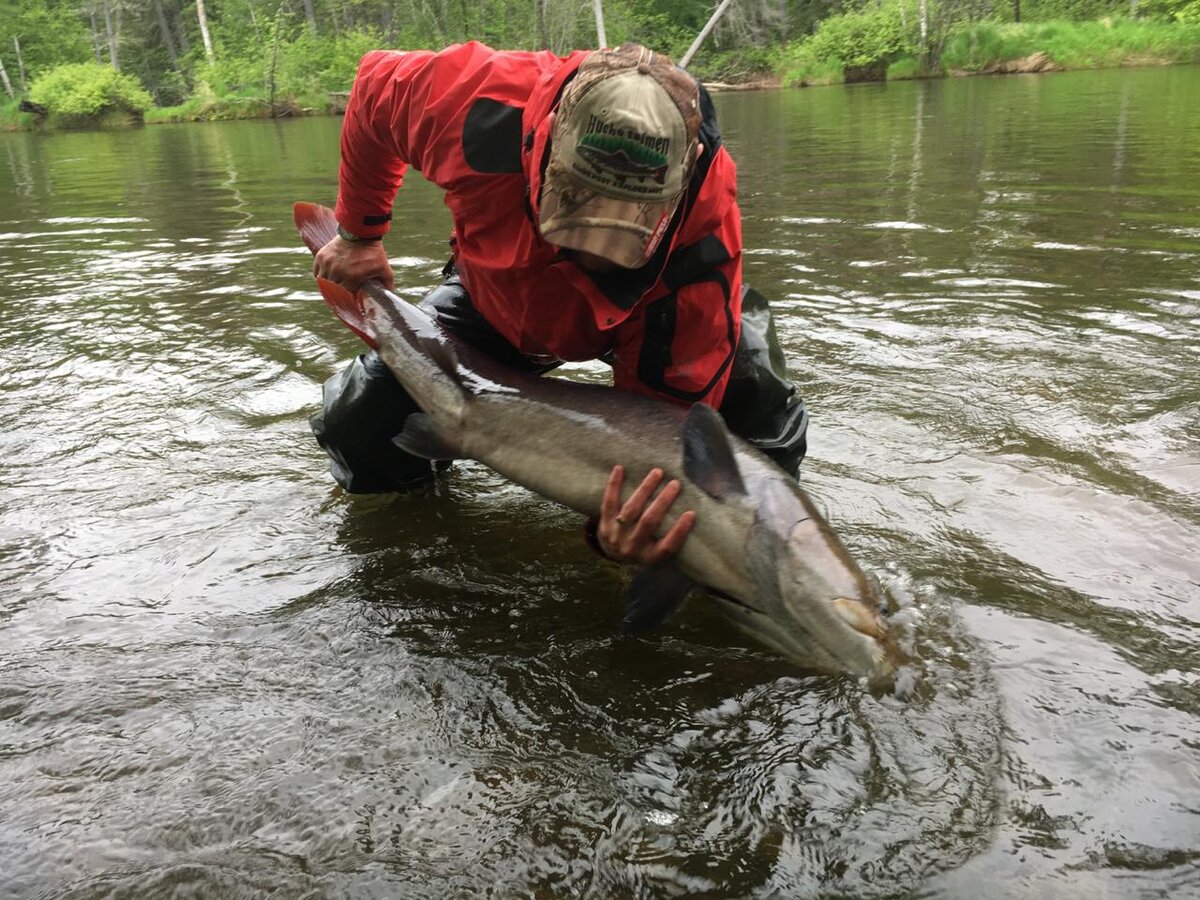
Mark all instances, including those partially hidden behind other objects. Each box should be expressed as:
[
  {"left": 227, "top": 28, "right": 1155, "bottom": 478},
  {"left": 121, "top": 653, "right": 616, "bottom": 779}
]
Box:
[{"left": 196, "top": 0, "right": 216, "bottom": 62}]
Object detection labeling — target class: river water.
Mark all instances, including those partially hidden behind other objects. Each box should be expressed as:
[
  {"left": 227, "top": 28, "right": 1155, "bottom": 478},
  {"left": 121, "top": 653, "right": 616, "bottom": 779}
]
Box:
[{"left": 1, "top": 66, "right": 1197, "bottom": 898}]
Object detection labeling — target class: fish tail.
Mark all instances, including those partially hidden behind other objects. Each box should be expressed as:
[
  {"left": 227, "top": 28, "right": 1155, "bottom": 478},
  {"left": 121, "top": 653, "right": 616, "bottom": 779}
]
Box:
[
  {"left": 316, "top": 276, "right": 378, "bottom": 350},
  {"left": 293, "top": 201, "right": 338, "bottom": 255}
]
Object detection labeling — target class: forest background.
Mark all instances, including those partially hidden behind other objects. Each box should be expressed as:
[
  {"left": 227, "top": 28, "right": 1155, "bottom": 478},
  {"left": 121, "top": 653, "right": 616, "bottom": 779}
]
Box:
[{"left": 1, "top": 0, "right": 1198, "bottom": 127}]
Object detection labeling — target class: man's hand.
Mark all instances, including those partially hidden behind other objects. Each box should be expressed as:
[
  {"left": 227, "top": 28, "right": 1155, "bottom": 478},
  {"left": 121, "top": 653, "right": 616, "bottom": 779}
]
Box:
[
  {"left": 313, "top": 235, "right": 394, "bottom": 292},
  {"left": 597, "top": 465, "right": 695, "bottom": 565}
]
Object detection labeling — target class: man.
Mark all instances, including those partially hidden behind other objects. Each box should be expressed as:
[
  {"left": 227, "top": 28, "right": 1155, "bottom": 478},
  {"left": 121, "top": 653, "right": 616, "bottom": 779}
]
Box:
[{"left": 312, "top": 41, "right": 807, "bottom": 565}]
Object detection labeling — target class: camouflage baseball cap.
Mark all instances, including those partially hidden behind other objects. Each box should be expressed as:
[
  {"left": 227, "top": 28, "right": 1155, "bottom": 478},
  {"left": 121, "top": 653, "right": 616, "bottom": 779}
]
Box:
[{"left": 538, "top": 44, "right": 702, "bottom": 269}]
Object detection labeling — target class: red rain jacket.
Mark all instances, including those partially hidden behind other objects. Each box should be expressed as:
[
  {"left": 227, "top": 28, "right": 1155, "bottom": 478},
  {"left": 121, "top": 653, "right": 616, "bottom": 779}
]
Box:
[{"left": 335, "top": 42, "right": 743, "bottom": 408}]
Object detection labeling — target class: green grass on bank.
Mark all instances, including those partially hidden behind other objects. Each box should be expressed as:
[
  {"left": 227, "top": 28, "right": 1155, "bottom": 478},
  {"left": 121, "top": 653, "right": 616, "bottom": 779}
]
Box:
[
  {"left": 144, "top": 93, "right": 274, "bottom": 124},
  {"left": 782, "top": 17, "right": 1200, "bottom": 85},
  {"left": 0, "top": 98, "right": 35, "bottom": 130},
  {"left": 942, "top": 17, "right": 1200, "bottom": 69},
  {"left": 142, "top": 79, "right": 337, "bottom": 123}
]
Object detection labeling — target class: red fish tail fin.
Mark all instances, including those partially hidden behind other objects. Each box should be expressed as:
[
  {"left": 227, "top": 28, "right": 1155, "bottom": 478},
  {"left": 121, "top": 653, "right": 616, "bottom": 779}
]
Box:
[
  {"left": 316, "top": 276, "right": 378, "bottom": 350},
  {"left": 293, "top": 201, "right": 338, "bottom": 255}
]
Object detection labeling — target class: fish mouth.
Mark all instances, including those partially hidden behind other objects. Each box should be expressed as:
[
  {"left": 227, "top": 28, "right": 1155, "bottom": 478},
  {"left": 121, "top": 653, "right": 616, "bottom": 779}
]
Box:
[
  {"left": 709, "top": 589, "right": 760, "bottom": 614},
  {"left": 833, "top": 596, "right": 889, "bottom": 640},
  {"left": 707, "top": 590, "right": 896, "bottom": 678}
]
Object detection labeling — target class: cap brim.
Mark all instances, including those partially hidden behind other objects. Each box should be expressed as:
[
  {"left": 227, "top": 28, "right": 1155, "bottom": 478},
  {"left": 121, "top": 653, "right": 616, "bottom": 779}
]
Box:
[{"left": 539, "top": 172, "right": 680, "bottom": 269}]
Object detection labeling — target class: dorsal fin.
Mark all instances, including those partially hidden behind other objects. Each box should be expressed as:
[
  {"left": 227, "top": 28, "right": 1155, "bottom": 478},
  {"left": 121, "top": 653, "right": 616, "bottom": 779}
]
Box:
[{"left": 682, "top": 403, "right": 746, "bottom": 499}]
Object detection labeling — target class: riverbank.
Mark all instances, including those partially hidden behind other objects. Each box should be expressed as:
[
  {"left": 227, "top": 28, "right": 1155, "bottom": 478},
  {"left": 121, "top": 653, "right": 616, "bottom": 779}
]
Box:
[
  {"left": 782, "top": 18, "right": 1200, "bottom": 86},
  {"left": 3, "top": 19, "right": 1197, "bottom": 131}
]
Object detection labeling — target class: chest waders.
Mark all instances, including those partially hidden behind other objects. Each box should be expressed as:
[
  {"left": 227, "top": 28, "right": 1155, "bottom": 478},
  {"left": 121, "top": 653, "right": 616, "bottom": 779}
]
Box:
[{"left": 310, "top": 277, "right": 808, "bottom": 493}]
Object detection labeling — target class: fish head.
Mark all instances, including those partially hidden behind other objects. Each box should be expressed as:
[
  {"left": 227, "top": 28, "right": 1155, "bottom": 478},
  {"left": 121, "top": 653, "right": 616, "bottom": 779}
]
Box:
[{"left": 710, "top": 475, "right": 905, "bottom": 682}]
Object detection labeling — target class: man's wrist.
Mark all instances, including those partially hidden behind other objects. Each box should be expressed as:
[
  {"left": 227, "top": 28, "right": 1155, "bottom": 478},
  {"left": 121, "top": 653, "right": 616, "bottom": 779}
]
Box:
[{"left": 337, "top": 223, "right": 382, "bottom": 243}]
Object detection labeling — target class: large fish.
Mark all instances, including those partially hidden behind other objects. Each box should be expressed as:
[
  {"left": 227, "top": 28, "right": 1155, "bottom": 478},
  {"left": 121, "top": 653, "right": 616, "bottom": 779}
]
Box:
[{"left": 295, "top": 202, "right": 902, "bottom": 680}]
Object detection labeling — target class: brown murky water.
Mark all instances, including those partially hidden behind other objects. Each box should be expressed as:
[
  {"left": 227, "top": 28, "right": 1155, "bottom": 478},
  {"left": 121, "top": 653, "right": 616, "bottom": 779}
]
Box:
[{"left": 1, "top": 67, "right": 1197, "bottom": 897}]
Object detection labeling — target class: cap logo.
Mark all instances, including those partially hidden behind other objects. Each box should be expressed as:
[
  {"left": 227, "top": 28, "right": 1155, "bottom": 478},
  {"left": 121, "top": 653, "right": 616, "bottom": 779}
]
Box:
[
  {"left": 577, "top": 121, "right": 671, "bottom": 190},
  {"left": 537, "top": 43, "right": 701, "bottom": 268}
]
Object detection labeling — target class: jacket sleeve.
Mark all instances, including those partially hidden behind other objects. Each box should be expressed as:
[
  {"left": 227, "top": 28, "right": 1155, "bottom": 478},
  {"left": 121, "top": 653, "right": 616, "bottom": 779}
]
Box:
[
  {"left": 610, "top": 197, "right": 744, "bottom": 411},
  {"left": 334, "top": 42, "right": 529, "bottom": 239}
]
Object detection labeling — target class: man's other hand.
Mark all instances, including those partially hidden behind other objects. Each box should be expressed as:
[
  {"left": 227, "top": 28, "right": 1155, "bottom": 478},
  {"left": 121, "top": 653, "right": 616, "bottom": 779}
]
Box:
[
  {"left": 598, "top": 465, "right": 695, "bottom": 565},
  {"left": 313, "top": 235, "right": 394, "bottom": 292}
]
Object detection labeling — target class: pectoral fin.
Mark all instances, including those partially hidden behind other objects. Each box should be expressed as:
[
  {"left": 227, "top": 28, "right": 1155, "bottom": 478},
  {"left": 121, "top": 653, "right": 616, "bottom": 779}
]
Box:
[
  {"left": 622, "top": 563, "right": 696, "bottom": 634},
  {"left": 393, "top": 413, "right": 464, "bottom": 460},
  {"left": 682, "top": 403, "right": 746, "bottom": 500}
]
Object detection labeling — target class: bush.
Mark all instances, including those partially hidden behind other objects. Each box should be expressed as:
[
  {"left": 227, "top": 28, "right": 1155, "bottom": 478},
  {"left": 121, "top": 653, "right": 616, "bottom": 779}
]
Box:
[
  {"left": 29, "top": 62, "right": 153, "bottom": 122},
  {"left": 804, "top": 1, "right": 914, "bottom": 69},
  {"left": 689, "top": 45, "right": 782, "bottom": 82},
  {"left": 886, "top": 55, "right": 924, "bottom": 79},
  {"left": 190, "top": 27, "right": 385, "bottom": 112},
  {"left": 778, "top": 48, "right": 848, "bottom": 86},
  {"left": 274, "top": 29, "right": 384, "bottom": 100}
]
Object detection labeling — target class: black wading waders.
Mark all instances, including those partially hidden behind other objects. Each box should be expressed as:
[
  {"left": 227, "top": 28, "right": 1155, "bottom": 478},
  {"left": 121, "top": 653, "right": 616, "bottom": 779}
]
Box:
[{"left": 311, "top": 278, "right": 808, "bottom": 492}]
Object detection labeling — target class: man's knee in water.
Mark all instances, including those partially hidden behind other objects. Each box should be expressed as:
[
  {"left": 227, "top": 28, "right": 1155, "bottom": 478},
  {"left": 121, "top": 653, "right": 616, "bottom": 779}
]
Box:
[{"left": 310, "top": 351, "right": 441, "bottom": 493}]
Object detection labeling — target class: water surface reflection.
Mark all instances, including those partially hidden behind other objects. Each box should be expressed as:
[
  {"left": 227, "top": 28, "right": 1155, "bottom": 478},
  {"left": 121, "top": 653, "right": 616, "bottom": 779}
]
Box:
[{"left": 1, "top": 68, "right": 1197, "bottom": 897}]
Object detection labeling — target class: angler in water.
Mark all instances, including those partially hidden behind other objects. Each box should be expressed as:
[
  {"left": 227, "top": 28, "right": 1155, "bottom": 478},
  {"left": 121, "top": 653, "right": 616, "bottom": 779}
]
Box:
[{"left": 305, "top": 42, "right": 900, "bottom": 676}]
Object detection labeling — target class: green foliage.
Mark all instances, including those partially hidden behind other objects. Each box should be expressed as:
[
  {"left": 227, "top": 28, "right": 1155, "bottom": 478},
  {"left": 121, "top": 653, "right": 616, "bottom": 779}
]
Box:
[
  {"left": 803, "top": 1, "right": 915, "bottom": 68},
  {"left": 28, "top": 62, "right": 152, "bottom": 120},
  {"left": 1, "top": 0, "right": 1199, "bottom": 130},
  {"left": 190, "top": 24, "right": 384, "bottom": 113},
  {"left": 274, "top": 29, "right": 384, "bottom": 97},
  {"left": 604, "top": 8, "right": 694, "bottom": 60},
  {"left": 778, "top": 48, "right": 848, "bottom": 85},
  {"left": 941, "top": 20, "right": 1037, "bottom": 65},
  {"left": 29, "top": 62, "right": 153, "bottom": 121},
  {"left": 0, "top": 0, "right": 92, "bottom": 84},
  {"left": 941, "top": 18, "right": 1200, "bottom": 68},
  {"left": 1018, "top": 0, "right": 1125, "bottom": 21},
  {"left": 1139, "top": 0, "right": 1200, "bottom": 22},
  {"left": 0, "top": 96, "right": 35, "bottom": 129},
  {"left": 689, "top": 45, "right": 783, "bottom": 82},
  {"left": 886, "top": 55, "right": 924, "bottom": 78}
]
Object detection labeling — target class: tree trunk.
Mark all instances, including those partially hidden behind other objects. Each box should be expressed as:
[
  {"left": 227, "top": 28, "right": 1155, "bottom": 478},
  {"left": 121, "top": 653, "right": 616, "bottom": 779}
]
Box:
[
  {"left": 681, "top": 0, "right": 735, "bottom": 68},
  {"left": 302, "top": 0, "right": 318, "bottom": 32},
  {"left": 381, "top": 0, "right": 395, "bottom": 42},
  {"left": 88, "top": 5, "right": 104, "bottom": 63},
  {"left": 592, "top": 0, "right": 606, "bottom": 47},
  {"left": 13, "top": 37, "right": 27, "bottom": 92},
  {"left": 153, "top": 0, "right": 181, "bottom": 70},
  {"left": 411, "top": 0, "right": 443, "bottom": 45},
  {"left": 919, "top": 0, "right": 929, "bottom": 63},
  {"left": 534, "top": 0, "right": 549, "bottom": 49},
  {"left": 196, "top": 0, "right": 216, "bottom": 63},
  {"left": 102, "top": 0, "right": 119, "bottom": 70},
  {"left": 175, "top": 7, "right": 190, "bottom": 54},
  {"left": 268, "top": 8, "right": 282, "bottom": 115},
  {"left": 1012, "top": 0, "right": 1021, "bottom": 21},
  {"left": 0, "top": 54, "right": 13, "bottom": 99}
]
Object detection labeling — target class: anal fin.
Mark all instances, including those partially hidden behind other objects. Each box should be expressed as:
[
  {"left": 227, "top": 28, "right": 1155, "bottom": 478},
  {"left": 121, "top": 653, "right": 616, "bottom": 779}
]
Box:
[{"left": 622, "top": 563, "right": 696, "bottom": 634}]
